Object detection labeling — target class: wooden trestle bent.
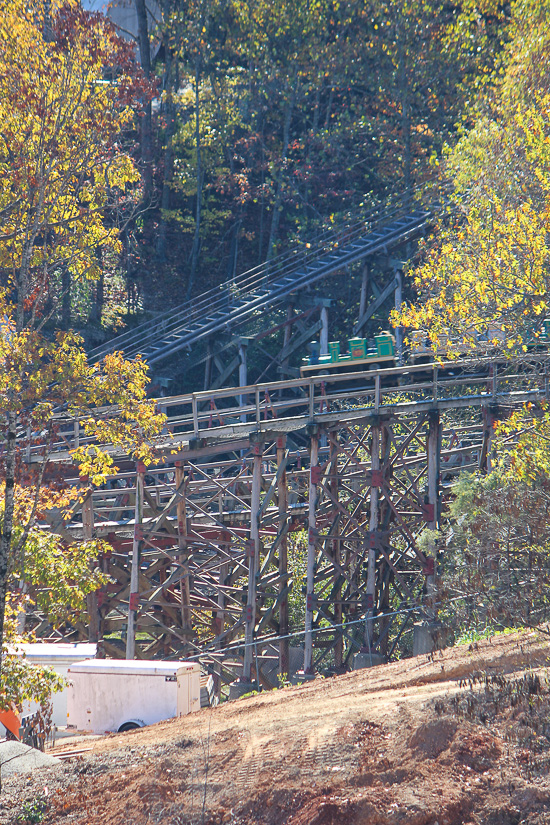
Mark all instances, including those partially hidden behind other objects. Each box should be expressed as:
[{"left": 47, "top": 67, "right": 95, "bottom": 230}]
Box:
[{"left": 27, "top": 355, "right": 549, "bottom": 688}]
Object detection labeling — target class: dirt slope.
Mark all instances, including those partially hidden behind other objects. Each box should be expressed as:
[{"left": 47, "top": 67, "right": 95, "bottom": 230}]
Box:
[{"left": 4, "top": 629, "right": 550, "bottom": 825}]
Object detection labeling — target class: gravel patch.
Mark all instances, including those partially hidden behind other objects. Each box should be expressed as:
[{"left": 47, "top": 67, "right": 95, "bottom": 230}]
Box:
[{"left": 0, "top": 742, "right": 60, "bottom": 777}]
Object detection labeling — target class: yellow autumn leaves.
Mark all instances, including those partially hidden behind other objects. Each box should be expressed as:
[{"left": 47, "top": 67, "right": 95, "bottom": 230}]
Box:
[
  {"left": 395, "top": 0, "right": 550, "bottom": 358},
  {"left": 0, "top": 2, "right": 164, "bottom": 478},
  {"left": 0, "top": 0, "right": 139, "bottom": 287}
]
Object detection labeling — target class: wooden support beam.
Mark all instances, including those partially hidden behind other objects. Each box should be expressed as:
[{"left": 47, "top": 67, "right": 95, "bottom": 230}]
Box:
[
  {"left": 243, "top": 442, "right": 262, "bottom": 682},
  {"left": 320, "top": 306, "right": 329, "bottom": 356},
  {"left": 204, "top": 338, "right": 213, "bottom": 391},
  {"left": 276, "top": 320, "right": 323, "bottom": 367},
  {"left": 238, "top": 338, "right": 249, "bottom": 423},
  {"left": 36, "top": 367, "right": 534, "bottom": 667},
  {"left": 304, "top": 431, "right": 319, "bottom": 674},
  {"left": 281, "top": 303, "right": 294, "bottom": 377},
  {"left": 277, "top": 437, "right": 289, "bottom": 676},
  {"left": 365, "top": 422, "right": 380, "bottom": 650},
  {"left": 358, "top": 262, "right": 369, "bottom": 323},
  {"left": 126, "top": 461, "right": 145, "bottom": 659},
  {"left": 83, "top": 492, "right": 99, "bottom": 643},
  {"left": 211, "top": 353, "right": 240, "bottom": 391},
  {"left": 214, "top": 558, "right": 228, "bottom": 699},
  {"left": 329, "top": 432, "right": 343, "bottom": 669},
  {"left": 394, "top": 268, "right": 403, "bottom": 363},
  {"left": 176, "top": 461, "right": 192, "bottom": 634},
  {"left": 479, "top": 406, "right": 495, "bottom": 474},
  {"left": 354, "top": 277, "right": 397, "bottom": 334},
  {"left": 425, "top": 411, "right": 441, "bottom": 618}
]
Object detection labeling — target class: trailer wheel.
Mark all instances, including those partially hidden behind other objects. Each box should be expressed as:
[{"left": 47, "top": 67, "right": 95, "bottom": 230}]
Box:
[{"left": 118, "top": 721, "right": 142, "bottom": 732}]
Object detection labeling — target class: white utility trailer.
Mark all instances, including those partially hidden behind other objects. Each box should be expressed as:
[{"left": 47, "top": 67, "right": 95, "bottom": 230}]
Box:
[
  {"left": 11, "top": 643, "right": 96, "bottom": 729},
  {"left": 66, "top": 659, "right": 201, "bottom": 733}
]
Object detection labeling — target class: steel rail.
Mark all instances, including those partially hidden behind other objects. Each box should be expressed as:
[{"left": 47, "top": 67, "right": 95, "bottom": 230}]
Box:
[{"left": 89, "top": 183, "right": 448, "bottom": 365}]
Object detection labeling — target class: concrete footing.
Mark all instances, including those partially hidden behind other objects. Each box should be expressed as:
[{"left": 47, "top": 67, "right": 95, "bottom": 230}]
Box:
[
  {"left": 352, "top": 652, "right": 386, "bottom": 670},
  {"left": 288, "top": 646, "right": 304, "bottom": 676},
  {"left": 228, "top": 679, "right": 256, "bottom": 700},
  {"left": 289, "top": 671, "right": 316, "bottom": 685},
  {"left": 413, "top": 621, "right": 453, "bottom": 656}
]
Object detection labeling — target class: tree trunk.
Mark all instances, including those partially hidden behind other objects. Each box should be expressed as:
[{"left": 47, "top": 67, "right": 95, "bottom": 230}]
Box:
[
  {"left": 94, "top": 270, "right": 104, "bottom": 326},
  {"left": 266, "top": 70, "right": 298, "bottom": 262},
  {"left": 398, "top": 37, "right": 411, "bottom": 197},
  {"left": 156, "top": 49, "right": 177, "bottom": 263},
  {"left": 62, "top": 266, "right": 71, "bottom": 329},
  {"left": 187, "top": 57, "right": 202, "bottom": 299},
  {"left": 0, "top": 411, "right": 18, "bottom": 677},
  {"left": 134, "top": 0, "right": 153, "bottom": 200}
]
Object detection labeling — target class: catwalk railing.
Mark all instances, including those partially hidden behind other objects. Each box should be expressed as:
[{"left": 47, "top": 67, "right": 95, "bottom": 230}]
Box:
[
  {"left": 23, "top": 353, "right": 549, "bottom": 686},
  {"left": 38, "top": 354, "right": 550, "bottom": 460}
]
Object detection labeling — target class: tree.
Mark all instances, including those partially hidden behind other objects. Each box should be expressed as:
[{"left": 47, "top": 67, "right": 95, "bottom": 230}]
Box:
[
  {"left": 390, "top": 0, "right": 550, "bottom": 639},
  {"left": 2, "top": 596, "right": 65, "bottom": 746},
  {"left": 441, "top": 469, "right": 550, "bottom": 633},
  {"left": 0, "top": 0, "right": 163, "bottom": 694},
  {"left": 395, "top": 0, "right": 550, "bottom": 355},
  {"left": 125, "top": 0, "right": 505, "bottom": 319}
]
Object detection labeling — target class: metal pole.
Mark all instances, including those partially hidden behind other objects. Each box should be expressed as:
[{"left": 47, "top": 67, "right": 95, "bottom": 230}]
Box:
[
  {"left": 238, "top": 339, "right": 248, "bottom": 422},
  {"left": 394, "top": 269, "right": 403, "bottom": 363},
  {"left": 365, "top": 422, "right": 380, "bottom": 649},
  {"left": 304, "top": 431, "right": 319, "bottom": 674},
  {"left": 243, "top": 442, "right": 262, "bottom": 682},
  {"left": 359, "top": 262, "right": 369, "bottom": 323},
  {"left": 126, "top": 461, "right": 145, "bottom": 659},
  {"left": 277, "top": 437, "right": 289, "bottom": 677},
  {"left": 320, "top": 306, "right": 329, "bottom": 356}
]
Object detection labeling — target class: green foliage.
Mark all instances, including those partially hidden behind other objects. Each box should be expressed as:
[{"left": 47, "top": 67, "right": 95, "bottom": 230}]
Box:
[
  {"left": 16, "top": 796, "right": 49, "bottom": 825},
  {"left": 396, "top": 0, "right": 550, "bottom": 358},
  {"left": 277, "top": 672, "right": 290, "bottom": 688},
  {"left": 496, "top": 402, "right": 550, "bottom": 484},
  {"left": 454, "top": 625, "right": 518, "bottom": 646},
  {"left": 17, "top": 532, "right": 109, "bottom": 627},
  {"left": 131, "top": 0, "right": 504, "bottom": 309},
  {"left": 0, "top": 598, "right": 65, "bottom": 711},
  {"left": 287, "top": 530, "right": 308, "bottom": 628},
  {"left": 1, "top": 650, "right": 64, "bottom": 711},
  {"left": 440, "top": 470, "right": 550, "bottom": 633}
]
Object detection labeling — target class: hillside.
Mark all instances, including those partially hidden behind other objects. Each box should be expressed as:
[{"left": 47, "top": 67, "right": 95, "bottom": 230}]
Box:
[{"left": 4, "top": 628, "right": 550, "bottom": 825}]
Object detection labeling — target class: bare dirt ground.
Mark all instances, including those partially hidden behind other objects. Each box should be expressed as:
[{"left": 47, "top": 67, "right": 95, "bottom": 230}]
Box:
[{"left": 4, "top": 628, "right": 550, "bottom": 825}]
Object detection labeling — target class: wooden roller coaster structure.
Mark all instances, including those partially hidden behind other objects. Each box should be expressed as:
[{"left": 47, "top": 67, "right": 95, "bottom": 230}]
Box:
[{"left": 27, "top": 353, "right": 549, "bottom": 693}]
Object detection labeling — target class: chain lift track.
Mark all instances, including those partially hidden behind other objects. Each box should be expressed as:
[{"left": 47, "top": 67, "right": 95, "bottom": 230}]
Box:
[{"left": 89, "top": 202, "right": 433, "bottom": 369}]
